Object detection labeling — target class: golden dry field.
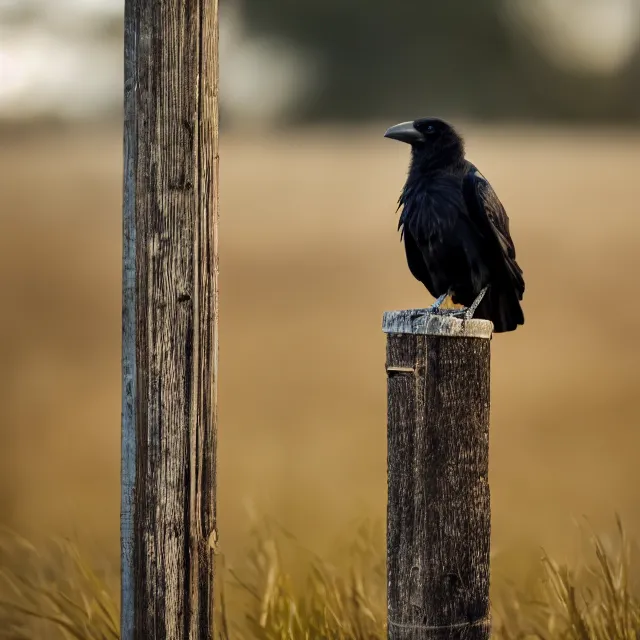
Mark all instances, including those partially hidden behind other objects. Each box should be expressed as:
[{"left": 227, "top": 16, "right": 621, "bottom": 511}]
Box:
[{"left": 0, "top": 123, "right": 638, "bottom": 577}]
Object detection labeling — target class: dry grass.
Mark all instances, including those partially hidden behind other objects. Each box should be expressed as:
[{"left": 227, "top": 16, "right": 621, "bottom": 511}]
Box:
[
  {"left": 1, "top": 518, "right": 638, "bottom": 639},
  {"left": 0, "top": 529, "right": 118, "bottom": 639}
]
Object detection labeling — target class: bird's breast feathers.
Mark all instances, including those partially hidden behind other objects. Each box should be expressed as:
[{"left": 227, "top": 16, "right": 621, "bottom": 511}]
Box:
[{"left": 399, "top": 174, "right": 467, "bottom": 240}]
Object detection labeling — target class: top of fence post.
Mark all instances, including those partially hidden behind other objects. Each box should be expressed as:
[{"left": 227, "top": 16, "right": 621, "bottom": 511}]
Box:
[{"left": 382, "top": 309, "right": 494, "bottom": 338}]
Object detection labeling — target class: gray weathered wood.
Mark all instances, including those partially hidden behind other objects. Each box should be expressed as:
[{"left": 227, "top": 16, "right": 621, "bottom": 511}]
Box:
[
  {"left": 384, "top": 310, "right": 491, "bottom": 639},
  {"left": 382, "top": 309, "right": 493, "bottom": 339},
  {"left": 122, "top": 0, "right": 219, "bottom": 638}
]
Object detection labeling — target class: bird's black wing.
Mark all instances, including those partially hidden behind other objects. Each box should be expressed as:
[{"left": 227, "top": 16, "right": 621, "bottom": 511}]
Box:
[{"left": 462, "top": 163, "right": 524, "bottom": 297}]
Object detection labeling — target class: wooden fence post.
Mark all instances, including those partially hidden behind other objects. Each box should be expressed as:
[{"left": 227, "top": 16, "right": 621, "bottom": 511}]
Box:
[
  {"left": 121, "top": 0, "right": 219, "bottom": 638},
  {"left": 383, "top": 310, "right": 492, "bottom": 640}
]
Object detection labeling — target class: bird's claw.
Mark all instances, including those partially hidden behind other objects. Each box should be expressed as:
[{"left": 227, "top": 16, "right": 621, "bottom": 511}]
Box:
[
  {"left": 424, "top": 287, "right": 488, "bottom": 321},
  {"left": 428, "top": 287, "right": 489, "bottom": 321},
  {"left": 463, "top": 286, "right": 489, "bottom": 321},
  {"left": 426, "top": 291, "right": 451, "bottom": 315}
]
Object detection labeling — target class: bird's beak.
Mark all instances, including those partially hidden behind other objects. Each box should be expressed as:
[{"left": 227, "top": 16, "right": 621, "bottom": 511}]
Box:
[{"left": 384, "top": 121, "right": 425, "bottom": 144}]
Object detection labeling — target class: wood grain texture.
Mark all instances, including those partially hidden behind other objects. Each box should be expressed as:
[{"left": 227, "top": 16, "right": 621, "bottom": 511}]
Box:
[
  {"left": 122, "top": 0, "right": 219, "bottom": 638},
  {"left": 386, "top": 332, "right": 491, "bottom": 640}
]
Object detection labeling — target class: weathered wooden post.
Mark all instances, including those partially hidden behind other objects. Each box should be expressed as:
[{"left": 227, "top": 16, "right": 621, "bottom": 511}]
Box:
[
  {"left": 383, "top": 310, "right": 492, "bottom": 640},
  {"left": 121, "top": 0, "right": 219, "bottom": 638}
]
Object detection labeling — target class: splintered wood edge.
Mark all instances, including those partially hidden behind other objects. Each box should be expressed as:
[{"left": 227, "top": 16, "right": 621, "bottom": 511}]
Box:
[{"left": 382, "top": 309, "right": 494, "bottom": 339}]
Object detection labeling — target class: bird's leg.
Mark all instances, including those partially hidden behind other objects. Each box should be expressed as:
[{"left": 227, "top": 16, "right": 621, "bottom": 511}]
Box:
[
  {"left": 427, "top": 291, "right": 450, "bottom": 314},
  {"left": 464, "top": 287, "right": 489, "bottom": 321}
]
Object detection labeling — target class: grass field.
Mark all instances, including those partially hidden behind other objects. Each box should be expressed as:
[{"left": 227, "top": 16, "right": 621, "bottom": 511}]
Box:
[
  {"left": 0, "top": 123, "right": 638, "bottom": 634},
  {"left": 0, "top": 517, "right": 638, "bottom": 638}
]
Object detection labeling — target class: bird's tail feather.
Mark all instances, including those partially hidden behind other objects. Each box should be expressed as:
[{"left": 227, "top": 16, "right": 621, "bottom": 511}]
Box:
[{"left": 474, "top": 285, "right": 524, "bottom": 333}]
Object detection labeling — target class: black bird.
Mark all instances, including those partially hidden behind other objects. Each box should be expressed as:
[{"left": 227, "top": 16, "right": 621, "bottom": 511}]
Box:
[{"left": 384, "top": 117, "right": 524, "bottom": 333}]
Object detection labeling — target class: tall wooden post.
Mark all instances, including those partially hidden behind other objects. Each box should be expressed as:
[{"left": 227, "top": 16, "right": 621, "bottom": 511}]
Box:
[
  {"left": 122, "top": 0, "right": 219, "bottom": 638},
  {"left": 383, "top": 310, "right": 492, "bottom": 640}
]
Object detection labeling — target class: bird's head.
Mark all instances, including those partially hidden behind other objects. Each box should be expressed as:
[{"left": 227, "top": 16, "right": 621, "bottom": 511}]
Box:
[{"left": 384, "top": 117, "right": 464, "bottom": 171}]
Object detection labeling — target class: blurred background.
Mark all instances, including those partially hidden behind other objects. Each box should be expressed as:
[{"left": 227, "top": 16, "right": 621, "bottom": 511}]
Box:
[{"left": 0, "top": 0, "right": 639, "bottom": 585}]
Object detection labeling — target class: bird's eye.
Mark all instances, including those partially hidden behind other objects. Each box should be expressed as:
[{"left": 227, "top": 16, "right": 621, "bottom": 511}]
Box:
[{"left": 425, "top": 125, "right": 435, "bottom": 134}]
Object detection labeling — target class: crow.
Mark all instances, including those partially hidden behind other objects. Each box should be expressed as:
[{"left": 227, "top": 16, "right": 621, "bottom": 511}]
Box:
[{"left": 384, "top": 117, "right": 525, "bottom": 333}]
